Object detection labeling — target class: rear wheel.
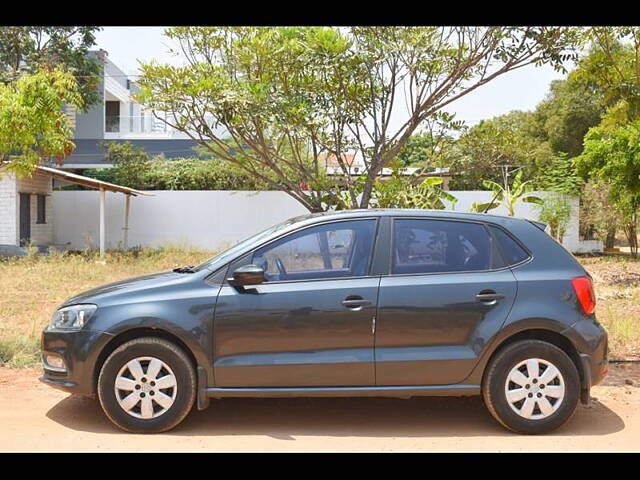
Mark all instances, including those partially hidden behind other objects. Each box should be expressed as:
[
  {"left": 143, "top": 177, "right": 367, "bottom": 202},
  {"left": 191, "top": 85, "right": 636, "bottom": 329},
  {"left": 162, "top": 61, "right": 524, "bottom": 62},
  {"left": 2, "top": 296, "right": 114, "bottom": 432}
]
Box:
[
  {"left": 482, "top": 339, "right": 580, "bottom": 435},
  {"left": 97, "top": 337, "right": 196, "bottom": 433}
]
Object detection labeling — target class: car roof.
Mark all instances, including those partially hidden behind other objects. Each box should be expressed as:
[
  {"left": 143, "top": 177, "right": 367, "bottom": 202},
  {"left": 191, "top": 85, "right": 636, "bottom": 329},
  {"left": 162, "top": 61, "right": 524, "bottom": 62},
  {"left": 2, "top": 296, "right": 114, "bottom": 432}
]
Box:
[{"left": 287, "top": 208, "right": 531, "bottom": 226}]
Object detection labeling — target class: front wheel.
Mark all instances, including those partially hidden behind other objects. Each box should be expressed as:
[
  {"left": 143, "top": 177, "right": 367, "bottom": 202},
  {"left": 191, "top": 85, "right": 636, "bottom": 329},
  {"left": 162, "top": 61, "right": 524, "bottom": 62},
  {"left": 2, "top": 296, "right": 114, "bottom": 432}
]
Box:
[
  {"left": 97, "top": 337, "right": 196, "bottom": 433},
  {"left": 482, "top": 339, "right": 580, "bottom": 435}
]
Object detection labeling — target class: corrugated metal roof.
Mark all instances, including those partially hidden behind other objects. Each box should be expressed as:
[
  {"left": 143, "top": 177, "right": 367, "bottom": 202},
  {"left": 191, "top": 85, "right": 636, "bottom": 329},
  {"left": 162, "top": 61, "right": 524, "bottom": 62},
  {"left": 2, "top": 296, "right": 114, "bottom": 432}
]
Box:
[{"left": 36, "top": 165, "right": 151, "bottom": 197}]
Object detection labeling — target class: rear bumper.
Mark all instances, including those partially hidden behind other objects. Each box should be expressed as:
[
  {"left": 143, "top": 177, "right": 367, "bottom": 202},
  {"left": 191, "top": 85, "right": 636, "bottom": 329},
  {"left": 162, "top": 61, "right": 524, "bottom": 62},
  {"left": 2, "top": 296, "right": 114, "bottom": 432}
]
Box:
[{"left": 577, "top": 326, "right": 608, "bottom": 404}]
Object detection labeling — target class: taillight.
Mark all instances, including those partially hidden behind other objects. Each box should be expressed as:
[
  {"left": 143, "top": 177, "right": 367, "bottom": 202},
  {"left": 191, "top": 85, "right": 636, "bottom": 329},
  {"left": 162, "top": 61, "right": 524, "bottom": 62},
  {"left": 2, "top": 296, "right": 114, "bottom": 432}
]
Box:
[{"left": 571, "top": 276, "right": 596, "bottom": 315}]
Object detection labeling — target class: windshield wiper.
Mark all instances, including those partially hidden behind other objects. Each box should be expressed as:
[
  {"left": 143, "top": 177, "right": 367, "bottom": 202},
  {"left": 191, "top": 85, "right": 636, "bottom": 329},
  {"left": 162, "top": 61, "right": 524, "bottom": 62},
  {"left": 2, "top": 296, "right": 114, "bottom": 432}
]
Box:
[{"left": 173, "top": 265, "right": 196, "bottom": 273}]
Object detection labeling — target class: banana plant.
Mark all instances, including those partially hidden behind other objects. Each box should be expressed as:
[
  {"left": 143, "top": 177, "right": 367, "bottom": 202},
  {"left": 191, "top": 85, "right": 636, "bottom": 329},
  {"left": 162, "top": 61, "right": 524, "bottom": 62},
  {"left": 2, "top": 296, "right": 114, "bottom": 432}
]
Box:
[
  {"left": 382, "top": 176, "right": 458, "bottom": 210},
  {"left": 470, "top": 170, "right": 543, "bottom": 216}
]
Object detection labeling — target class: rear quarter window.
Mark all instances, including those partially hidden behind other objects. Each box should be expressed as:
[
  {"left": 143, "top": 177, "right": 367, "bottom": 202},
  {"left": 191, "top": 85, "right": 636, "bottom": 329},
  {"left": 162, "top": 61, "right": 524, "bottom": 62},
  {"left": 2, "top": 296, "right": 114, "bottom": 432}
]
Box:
[{"left": 489, "top": 225, "right": 530, "bottom": 267}]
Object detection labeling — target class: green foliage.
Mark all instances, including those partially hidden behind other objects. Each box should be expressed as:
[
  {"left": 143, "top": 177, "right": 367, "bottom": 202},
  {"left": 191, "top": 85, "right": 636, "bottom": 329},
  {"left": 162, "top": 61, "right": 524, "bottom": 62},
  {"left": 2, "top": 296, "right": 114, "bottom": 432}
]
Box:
[
  {"left": 142, "top": 158, "right": 269, "bottom": 191},
  {"left": 470, "top": 171, "right": 543, "bottom": 216},
  {"left": 0, "top": 68, "right": 83, "bottom": 177},
  {"left": 580, "top": 180, "right": 620, "bottom": 244},
  {"left": 574, "top": 28, "right": 640, "bottom": 124},
  {"left": 449, "top": 111, "right": 553, "bottom": 190},
  {"left": 535, "top": 77, "right": 603, "bottom": 158},
  {"left": 101, "top": 141, "right": 151, "bottom": 188},
  {"left": 379, "top": 177, "right": 457, "bottom": 210},
  {"left": 576, "top": 122, "right": 640, "bottom": 208},
  {"left": 537, "top": 193, "right": 573, "bottom": 241},
  {"left": 538, "top": 152, "right": 583, "bottom": 195},
  {"left": 321, "top": 163, "right": 457, "bottom": 211},
  {"left": 0, "top": 26, "right": 102, "bottom": 109},
  {"left": 136, "top": 26, "right": 580, "bottom": 212},
  {"left": 576, "top": 121, "right": 640, "bottom": 255},
  {"left": 83, "top": 146, "right": 270, "bottom": 191},
  {"left": 395, "top": 112, "right": 465, "bottom": 168}
]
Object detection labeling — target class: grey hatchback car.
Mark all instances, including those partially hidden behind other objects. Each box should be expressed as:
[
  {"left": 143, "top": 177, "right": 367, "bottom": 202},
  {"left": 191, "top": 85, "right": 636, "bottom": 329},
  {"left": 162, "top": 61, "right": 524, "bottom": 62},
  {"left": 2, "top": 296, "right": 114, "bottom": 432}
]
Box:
[{"left": 40, "top": 209, "right": 608, "bottom": 434}]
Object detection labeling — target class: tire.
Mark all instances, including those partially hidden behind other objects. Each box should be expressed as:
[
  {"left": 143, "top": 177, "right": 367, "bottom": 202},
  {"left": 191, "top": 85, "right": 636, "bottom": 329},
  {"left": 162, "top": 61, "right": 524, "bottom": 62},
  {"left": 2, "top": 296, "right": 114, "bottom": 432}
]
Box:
[
  {"left": 97, "top": 337, "right": 196, "bottom": 433},
  {"left": 482, "top": 339, "right": 580, "bottom": 435}
]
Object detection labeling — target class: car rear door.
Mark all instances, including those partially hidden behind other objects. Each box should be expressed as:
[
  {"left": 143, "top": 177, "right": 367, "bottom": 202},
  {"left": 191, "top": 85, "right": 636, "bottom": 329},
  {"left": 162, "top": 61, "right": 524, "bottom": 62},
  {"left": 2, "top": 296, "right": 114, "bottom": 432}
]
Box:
[
  {"left": 213, "top": 218, "right": 381, "bottom": 387},
  {"left": 375, "top": 217, "right": 518, "bottom": 386}
]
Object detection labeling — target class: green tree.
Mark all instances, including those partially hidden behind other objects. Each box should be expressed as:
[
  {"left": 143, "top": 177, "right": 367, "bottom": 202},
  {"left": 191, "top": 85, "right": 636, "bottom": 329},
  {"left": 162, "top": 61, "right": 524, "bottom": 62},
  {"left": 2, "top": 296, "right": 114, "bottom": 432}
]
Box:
[
  {"left": 538, "top": 152, "right": 583, "bottom": 195},
  {"left": 450, "top": 111, "right": 552, "bottom": 190},
  {"left": 137, "top": 26, "right": 580, "bottom": 212},
  {"left": 534, "top": 77, "right": 603, "bottom": 158},
  {"left": 576, "top": 121, "right": 640, "bottom": 256},
  {"left": 395, "top": 112, "right": 465, "bottom": 168},
  {"left": 0, "top": 68, "right": 83, "bottom": 177},
  {"left": 101, "top": 141, "right": 151, "bottom": 188},
  {"left": 580, "top": 180, "right": 620, "bottom": 248},
  {"left": 0, "top": 27, "right": 102, "bottom": 109}
]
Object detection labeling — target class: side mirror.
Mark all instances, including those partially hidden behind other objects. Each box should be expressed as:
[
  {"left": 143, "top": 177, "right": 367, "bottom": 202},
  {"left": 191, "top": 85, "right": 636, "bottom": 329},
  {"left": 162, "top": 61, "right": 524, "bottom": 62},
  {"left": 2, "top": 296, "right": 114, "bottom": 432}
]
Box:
[{"left": 227, "top": 264, "right": 265, "bottom": 287}]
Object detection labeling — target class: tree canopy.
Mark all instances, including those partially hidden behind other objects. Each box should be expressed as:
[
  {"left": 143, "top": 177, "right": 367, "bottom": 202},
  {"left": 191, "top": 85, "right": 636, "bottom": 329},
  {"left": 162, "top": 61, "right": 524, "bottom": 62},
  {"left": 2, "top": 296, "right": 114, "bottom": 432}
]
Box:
[
  {"left": 0, "top": 68, "right": 83, "bottom": 177},
  {"left": 0, "top": 27, "right": 102, "bottom": 109},
  {"left": 137, "top": 26, "right": 580, "bottom": 212}
]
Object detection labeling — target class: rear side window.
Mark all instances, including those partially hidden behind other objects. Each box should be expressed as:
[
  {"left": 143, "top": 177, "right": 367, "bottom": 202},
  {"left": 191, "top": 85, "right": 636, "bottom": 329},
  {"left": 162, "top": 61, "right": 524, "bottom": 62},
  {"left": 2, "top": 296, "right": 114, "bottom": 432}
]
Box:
[
  {"left": 392, "top": 219, "right": 491, "bottom": 274},
  {"left": 489, "top": 225, "right": 530, "bottom": 267}
]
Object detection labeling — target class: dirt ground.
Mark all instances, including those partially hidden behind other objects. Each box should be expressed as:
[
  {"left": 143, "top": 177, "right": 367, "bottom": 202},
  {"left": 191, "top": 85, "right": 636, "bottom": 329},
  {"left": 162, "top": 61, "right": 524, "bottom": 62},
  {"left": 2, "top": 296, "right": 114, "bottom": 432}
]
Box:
[{"left": 0, "top": 364, "right": 638, "bottom": 452}]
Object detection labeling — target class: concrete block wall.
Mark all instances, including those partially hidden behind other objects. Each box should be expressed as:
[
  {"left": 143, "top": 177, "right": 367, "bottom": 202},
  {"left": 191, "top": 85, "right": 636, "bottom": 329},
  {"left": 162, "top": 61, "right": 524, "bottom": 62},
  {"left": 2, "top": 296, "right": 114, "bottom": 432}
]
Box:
[
  {"left": 0, "top": 172, "right": 17, "bottom": 245},
  {"left": 52, "top": 190, "right": 594, "bottom": 254}
]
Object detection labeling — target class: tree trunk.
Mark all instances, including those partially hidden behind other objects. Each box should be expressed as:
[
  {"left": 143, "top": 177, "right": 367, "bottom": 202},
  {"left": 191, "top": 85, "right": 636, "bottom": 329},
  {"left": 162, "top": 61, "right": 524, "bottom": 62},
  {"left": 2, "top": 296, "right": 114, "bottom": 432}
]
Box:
[
  {"left": 626, "top": 223, "right": 638, "bottom": 258},
  {"left": 605, "top": 227, "right": 617, "bottom": 249}
]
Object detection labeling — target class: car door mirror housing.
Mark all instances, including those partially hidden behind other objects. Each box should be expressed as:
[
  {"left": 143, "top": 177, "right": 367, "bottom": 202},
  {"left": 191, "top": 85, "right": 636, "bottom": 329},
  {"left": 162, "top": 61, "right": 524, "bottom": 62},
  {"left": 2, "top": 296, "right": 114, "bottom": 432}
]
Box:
[{"left": 228, "top": 264, "right": 265, "bottom": 286}]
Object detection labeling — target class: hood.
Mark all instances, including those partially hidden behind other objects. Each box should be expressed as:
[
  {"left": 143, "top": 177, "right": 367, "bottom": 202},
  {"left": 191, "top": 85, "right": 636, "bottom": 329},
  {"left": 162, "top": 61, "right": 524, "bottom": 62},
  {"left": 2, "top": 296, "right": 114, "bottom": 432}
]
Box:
[{"left": 61, "top": 270, "right": 189, "bottom": 307}]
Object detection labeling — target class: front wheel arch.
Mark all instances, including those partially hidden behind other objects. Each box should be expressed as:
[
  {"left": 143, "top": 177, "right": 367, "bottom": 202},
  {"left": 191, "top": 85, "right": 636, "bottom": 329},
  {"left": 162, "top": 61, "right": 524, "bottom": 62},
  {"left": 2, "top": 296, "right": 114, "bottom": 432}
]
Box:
[{"left": 93, "top": 327, "right": 200, "bottom": 395}]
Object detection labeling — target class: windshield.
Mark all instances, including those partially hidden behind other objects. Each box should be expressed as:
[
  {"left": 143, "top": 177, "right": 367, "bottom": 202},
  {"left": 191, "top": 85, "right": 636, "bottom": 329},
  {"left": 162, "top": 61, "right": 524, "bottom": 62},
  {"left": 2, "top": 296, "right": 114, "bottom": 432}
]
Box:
[{"left": 191, "top": 217, "right": 304, "bottom": 272}]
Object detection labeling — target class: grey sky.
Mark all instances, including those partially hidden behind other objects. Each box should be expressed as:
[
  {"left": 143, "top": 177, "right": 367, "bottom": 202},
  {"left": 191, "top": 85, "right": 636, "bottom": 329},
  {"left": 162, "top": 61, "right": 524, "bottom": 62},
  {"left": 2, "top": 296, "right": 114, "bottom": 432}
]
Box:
[{"left": 94, "top": 26, "right": 568, "bottom": 129}]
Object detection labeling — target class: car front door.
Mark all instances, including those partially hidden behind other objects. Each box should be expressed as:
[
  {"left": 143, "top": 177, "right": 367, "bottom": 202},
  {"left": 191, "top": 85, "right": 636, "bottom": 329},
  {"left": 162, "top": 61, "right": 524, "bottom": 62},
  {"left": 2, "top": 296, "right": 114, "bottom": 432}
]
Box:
[
  {"left": 375, "top": 217, "right": 518, "bottom": 386},
  {"left": 213, "top": 218, "right": 380, "bottom": 387}
]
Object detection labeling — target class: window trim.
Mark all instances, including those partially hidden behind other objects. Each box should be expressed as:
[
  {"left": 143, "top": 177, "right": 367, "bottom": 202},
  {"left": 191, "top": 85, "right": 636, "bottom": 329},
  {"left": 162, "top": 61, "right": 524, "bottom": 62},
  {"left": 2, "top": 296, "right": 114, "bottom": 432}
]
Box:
[
  {"left": 388, "top": 216, "right": 508, "bottom": 278},
  {"left": 230, "top": 217, "right": 381, "bottom": 285},
  {"left": 486, "top": 222, "right": 533, "bottom": 269}
]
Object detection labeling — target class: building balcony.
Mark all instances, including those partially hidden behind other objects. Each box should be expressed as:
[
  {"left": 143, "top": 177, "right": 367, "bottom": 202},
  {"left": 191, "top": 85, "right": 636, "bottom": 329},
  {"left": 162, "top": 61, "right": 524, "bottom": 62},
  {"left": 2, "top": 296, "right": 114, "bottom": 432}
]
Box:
[{"left": 104, "top": 115, "right": 189, "bottom": 140}]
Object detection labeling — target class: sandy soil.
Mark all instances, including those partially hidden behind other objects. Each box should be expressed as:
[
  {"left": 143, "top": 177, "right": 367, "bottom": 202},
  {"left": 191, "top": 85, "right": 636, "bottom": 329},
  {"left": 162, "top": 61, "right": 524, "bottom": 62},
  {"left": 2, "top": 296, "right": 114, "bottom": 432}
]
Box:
[{"left": 0, "top": 364, "right": 639, "bottom": 452}]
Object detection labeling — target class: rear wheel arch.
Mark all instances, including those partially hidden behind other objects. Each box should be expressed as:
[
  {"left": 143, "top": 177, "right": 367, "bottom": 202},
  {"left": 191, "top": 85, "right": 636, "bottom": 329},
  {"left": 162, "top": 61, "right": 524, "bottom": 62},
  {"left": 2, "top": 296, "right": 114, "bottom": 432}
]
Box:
[{"left": 482, "top": 328, "right": 585, "bottom": 388}]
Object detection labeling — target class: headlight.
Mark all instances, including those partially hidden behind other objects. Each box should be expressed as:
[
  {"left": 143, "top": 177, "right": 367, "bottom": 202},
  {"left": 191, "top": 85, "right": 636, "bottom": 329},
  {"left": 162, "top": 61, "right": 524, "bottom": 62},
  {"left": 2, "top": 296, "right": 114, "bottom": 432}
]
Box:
[{"left": 49, "top": 304, "right": 97, "bottom": 330}]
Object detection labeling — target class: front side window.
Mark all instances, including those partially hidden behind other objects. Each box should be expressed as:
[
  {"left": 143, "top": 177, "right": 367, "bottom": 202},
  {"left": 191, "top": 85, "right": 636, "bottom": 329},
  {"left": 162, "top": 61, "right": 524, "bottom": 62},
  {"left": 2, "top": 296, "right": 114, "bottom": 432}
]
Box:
[
  {"left": 253, "top": 220, "right": 376, "bottom": 282},
  {"left": 392, "top": 219, "right": 491, "bottom": 274}
]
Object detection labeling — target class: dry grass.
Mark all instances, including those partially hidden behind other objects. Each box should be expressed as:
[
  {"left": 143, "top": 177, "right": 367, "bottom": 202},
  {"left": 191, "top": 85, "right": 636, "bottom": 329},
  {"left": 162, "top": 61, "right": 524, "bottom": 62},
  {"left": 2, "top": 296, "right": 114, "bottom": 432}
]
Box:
[
  {"left": 579, "top": 255, "right": 640, "bottom": 359},
  {"left": 1, "top": 248, "right": 638, "bottom": 367},
  {"left": 0, "top": 245, "right": 213, "bottom": 367}
]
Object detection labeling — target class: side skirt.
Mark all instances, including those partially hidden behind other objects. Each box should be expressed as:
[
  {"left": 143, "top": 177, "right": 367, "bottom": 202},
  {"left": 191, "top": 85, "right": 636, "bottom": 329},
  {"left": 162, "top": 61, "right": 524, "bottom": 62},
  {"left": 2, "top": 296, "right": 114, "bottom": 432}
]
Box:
[{"left": 204, "top": 384, "right": 480, "bottom": 399}]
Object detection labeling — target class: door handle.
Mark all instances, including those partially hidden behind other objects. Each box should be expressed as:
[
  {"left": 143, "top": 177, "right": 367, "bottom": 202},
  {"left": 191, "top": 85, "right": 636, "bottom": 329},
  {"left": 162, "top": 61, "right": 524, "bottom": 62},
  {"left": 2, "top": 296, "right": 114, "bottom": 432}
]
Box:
[
  {"left": 475, "top": 290, "right": 505, "bottom": 303},
  {"left": 342, "top": 296, "right": 371, "bottom": 309}
]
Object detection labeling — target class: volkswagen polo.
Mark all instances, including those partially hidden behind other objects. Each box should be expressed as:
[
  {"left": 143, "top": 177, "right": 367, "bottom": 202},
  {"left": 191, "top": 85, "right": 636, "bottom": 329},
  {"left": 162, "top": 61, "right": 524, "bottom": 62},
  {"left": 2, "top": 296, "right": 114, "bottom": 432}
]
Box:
[{"left": 40, "top": 209, "right": 608, "bottom": 434}]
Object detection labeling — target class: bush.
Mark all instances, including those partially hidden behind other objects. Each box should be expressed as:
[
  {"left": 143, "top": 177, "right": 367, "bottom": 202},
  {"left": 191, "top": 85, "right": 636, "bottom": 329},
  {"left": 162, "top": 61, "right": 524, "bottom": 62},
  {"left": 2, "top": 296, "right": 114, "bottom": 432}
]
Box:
[{"left": 78, "top": 146, "right": 270, "bottom": 191}]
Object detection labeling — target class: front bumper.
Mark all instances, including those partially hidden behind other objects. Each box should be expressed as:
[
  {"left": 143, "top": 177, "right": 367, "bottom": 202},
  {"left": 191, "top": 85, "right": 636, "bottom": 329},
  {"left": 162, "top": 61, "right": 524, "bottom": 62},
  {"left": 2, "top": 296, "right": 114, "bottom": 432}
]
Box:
[{"left": 40, "top": 327, "right": 114, "bottom": 396}]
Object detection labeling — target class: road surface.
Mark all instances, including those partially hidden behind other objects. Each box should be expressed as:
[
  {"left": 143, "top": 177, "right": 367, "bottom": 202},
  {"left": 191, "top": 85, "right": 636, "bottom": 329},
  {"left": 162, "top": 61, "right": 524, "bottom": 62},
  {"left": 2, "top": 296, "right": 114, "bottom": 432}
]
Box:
[{"left": 1, "top": 364, "right": 638, "bottom": 452}]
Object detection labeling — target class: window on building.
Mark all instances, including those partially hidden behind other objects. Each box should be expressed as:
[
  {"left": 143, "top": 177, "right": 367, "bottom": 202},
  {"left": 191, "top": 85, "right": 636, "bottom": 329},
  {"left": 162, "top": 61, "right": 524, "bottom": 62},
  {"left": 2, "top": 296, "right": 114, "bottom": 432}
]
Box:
[
  {"left": 105, "top": 101, "right": 120, "bottom": 132},
  {"left": 36, "top": 194, "right": 46, "bottom": 224}
]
